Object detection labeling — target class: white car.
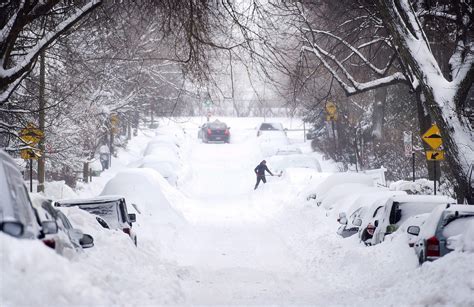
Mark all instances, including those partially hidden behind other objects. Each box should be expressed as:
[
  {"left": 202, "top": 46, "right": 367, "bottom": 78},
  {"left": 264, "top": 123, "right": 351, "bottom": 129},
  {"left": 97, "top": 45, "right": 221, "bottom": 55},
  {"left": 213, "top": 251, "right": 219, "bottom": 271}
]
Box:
[
  {"left": 139, "top": 156, "right": 178, "bottom": 185},
  {"left": 355, "top": 195, "right": 455, "bottom": 246},
  {"left": 268, "top": 154, "right": 321, "bottom": 173},
  {"left": 257, "top": 122, "right": 286, "bottom": 137},
  {"left": 408, "top": 204, "right": 474, "bottom": 264},
  {"left": 336, "top": 191, "right": 407, "bottom": 237},
  {"left": 0, "top": 150, "right": 56, "bottom": 240},
  {"left": 275, "top": 146, "right": 302, "bottom": 156},
  {"left": 303, "top": 172, "right": 375, "bottom": 206}
]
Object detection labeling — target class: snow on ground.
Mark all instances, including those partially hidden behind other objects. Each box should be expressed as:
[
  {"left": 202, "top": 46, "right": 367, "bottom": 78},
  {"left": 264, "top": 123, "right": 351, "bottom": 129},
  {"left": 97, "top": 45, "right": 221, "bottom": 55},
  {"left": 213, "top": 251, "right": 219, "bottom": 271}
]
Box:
[{"left": 1, "top": 117, "right": 473, "bottom": 306}]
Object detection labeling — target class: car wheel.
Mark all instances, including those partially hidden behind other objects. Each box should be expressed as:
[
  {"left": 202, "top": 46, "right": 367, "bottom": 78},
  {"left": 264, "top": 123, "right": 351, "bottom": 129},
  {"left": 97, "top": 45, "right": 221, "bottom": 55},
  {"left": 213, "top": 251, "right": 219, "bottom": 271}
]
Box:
[{"left": 418, "top": 251, "right": 424, "bottom": 265}]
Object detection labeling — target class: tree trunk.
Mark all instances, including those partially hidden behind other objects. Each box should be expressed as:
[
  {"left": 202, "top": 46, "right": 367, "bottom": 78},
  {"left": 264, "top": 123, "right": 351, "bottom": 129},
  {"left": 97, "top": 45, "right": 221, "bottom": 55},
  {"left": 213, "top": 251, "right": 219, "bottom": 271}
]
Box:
[
  {"left": 415, "top": 89, "right": 440, "bottom": 182},
  {"left": 37, "top": 51, "right": 46, "bottom": 193},
  {"left": 372, "top": 86, "right": 387, "bottom": 140},
  {"left": 376, "top": 0, "right": 474, "bottom": 203}
]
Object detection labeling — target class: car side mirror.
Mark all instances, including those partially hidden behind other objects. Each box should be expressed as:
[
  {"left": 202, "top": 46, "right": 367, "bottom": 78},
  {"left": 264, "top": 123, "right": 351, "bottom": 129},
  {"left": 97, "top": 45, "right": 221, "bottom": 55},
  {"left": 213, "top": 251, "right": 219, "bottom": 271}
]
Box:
[
  {"left": 1, "top": 221, "right": 24, "bottom": 237},
  {"left": 129, "top": 213, "right": 136, "bottom": 223},
  {"left": 41, "top": 220, "right": 58, "bottom": 235},
  {"left": 338, "top": 217, "right": 348, "bottom": 225},
  {"left": 80, "top": 234, "right": 94, "bottom": 248},
  {"left": 337, "top": 212, "right": 347, "bottom": 225},
  {"left": 407, "top": 226, "right": 420, "bottom": 236},
  {"left": 353, "top": 218, "right": 362, "bottom": 227}
]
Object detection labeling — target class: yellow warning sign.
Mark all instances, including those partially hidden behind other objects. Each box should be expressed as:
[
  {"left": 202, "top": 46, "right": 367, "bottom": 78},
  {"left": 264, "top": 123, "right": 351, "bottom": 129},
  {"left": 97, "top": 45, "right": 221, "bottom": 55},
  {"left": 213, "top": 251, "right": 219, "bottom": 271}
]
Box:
[
  {"left": 422, "top": 124, "right": 442, "bottom": 150},
  {"left": 20, "top": 148, "right": 41, "bottom": 160},
  {"left": 426, "top": 150, "right": 445, "bottom": 161},
  {"left": 20, "top": 123, "right": 44, "bottom": 145},
  {"left": 325, "top": 101, "right": 337, "bottom": 116}
]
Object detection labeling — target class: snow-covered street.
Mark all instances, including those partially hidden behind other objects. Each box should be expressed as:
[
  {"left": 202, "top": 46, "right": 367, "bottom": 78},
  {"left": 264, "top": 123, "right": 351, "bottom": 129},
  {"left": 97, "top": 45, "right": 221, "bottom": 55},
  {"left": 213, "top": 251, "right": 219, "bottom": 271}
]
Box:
[
  {"left": 2, "top": 1, "right": 474, "bottom": 305},
  {"left": 1, "top": 118, "right": 473, "bottom": 306}
]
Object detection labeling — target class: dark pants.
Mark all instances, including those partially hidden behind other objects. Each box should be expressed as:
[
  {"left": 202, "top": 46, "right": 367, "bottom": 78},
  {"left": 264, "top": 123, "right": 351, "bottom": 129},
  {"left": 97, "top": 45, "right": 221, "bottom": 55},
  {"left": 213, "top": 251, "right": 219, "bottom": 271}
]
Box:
[
  {"left": 254, "top": 175, "right": 266, "bottom": 190},
  {"left": 100, "top": 159, "right": 109, "bottom": 171}
]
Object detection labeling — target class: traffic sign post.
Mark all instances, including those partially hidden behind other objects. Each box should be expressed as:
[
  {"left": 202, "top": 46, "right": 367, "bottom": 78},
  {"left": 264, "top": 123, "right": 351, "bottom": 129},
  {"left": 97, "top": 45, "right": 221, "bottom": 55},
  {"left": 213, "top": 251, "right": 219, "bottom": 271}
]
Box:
[
  {"left": 425, "top": 150, "right": 445, "bottom": 161},
  {"left": 421, "top": 124, "right": 444, "bottom": 195},
  {"left": 19, "top": 123, "right": 44, "bottom": 192},
  {"left": 422, "top": 124, "right": 442, "bottom": 149},
  {"left": 403, "top": 131, "right": 415, "bottom": 181},
  {"left": 325, "top": 101, "right": 338, "bottom": 151}
]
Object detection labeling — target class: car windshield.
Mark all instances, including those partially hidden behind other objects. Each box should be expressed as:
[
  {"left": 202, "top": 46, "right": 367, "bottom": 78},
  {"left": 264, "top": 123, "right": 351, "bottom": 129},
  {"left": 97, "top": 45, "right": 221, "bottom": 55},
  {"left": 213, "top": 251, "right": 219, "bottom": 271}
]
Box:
[
  {"left": 259, "top": 123, "right": 283, "bottom": 131},
  {"left": 76, "top": 202, "right": 121, "bottom": 229}
]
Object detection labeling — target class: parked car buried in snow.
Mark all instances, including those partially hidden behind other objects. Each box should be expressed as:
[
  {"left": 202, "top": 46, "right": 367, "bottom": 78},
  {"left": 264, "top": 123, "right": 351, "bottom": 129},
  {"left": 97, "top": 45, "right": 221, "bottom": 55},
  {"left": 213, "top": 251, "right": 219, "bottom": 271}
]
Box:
[
  {"left": 0, "top": 150, "right": 57, "bottom": 241},
  {"left": 257, "top": 122, "right": 287, "bottom": 137},
  {"left": 354, "top": 195, "right": 455, "bottom": 246},
  {"left": 336, "top": 191, "right": 408, "bottom": 239},
  {"left": 55, "top": 196, "right": 137, "bottom": 246},
  {"left": 32, "top": 196, "right": 94, "bottom": 257},
  {"left": 408, "top": 204, "right": 474, "bottom": 264}
]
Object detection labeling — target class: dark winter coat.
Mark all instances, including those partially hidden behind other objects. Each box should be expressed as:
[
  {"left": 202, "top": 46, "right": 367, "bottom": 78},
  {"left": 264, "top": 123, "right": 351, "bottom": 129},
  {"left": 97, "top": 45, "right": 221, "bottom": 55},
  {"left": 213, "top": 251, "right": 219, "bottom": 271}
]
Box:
[{"left": 254, "top": 163, "right": 273, "bottom": 177}]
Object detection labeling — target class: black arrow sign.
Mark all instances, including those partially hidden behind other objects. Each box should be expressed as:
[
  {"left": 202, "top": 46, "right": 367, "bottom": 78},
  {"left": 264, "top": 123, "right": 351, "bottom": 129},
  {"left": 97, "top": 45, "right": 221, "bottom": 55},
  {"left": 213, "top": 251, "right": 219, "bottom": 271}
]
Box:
[{"left": 425, "top": 133, "right": 442, "bottom": 139}]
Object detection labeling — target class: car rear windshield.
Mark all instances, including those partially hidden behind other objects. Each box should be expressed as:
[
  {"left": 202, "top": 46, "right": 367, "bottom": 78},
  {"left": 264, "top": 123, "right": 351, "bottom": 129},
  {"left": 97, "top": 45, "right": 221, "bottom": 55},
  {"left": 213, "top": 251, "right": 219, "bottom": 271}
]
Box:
[
  {"left": 76, "top": 202, "right": 121, "bottom": 229},
  {"left": 442, "top": 215, "right": 474, "bottom": 238},
  {"left": 259, "top": 123, "right": 282, "bottom": 131},
  {"left": 209, "top": 123, "right": 227, "bottom": 129}
]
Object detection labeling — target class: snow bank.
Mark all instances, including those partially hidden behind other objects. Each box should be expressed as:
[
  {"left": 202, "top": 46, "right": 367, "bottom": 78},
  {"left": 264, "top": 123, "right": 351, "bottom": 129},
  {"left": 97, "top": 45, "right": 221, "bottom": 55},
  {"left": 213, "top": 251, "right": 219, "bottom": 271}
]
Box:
[
  {"left": 0, "top": 206, "right": 184, "bottom": 306},
  {"left": 43, "top": 180, "right": 78, "bottom": 199},
  {"left": 299, "top": 172, "right": 374, "bottom": 205},
  {"left": 100, "top": 168, "right": 186, "bottom": 226}
]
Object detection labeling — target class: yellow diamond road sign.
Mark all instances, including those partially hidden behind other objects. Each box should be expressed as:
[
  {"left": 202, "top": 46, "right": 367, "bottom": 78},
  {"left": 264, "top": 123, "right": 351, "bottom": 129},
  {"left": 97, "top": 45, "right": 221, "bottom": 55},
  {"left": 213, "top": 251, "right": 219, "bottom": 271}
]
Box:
[
  {"left": 325, "top": 101, "right": 337, "bottom": 115},
  {"left": 20, "top": 148, "right": 41, "bottom": 160},
  {"left": 426, "top": 150, "right": 445, "bottom": 161},
  {"left": 20, "top": 123, "right": 43, "bottom": 145},
  {"left": 422, "top": 124, "right": 442, "bottom": 150}
]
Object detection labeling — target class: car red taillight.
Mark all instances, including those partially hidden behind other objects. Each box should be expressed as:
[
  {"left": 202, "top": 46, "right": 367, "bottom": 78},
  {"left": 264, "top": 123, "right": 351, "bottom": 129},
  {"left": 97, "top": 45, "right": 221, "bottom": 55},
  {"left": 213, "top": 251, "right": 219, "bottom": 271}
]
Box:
[
  {"left": 207, "top": 128, "right": 212, "bottom": 135},
  {"left": 123, "top": 228, "right": 131, "bottom": 235},
  {"left": 367, "top": 224, "right": 375, "bottom": 235},
  {"left": 43, "top": 239, "right": 56, "bottom": 249},
  {"left": 426, "top": 236, "right": 440, "bottom": 257},
  {"left": 224, "top": 129, "right": 230, "bottom": 136}
]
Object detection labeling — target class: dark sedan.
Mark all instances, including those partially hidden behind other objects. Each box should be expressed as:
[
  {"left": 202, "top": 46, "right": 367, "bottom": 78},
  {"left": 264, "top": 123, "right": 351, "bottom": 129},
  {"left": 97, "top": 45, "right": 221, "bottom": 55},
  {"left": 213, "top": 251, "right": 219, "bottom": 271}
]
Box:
[{"left": 200, "top": 120, "right": 230, "bottom": 143}]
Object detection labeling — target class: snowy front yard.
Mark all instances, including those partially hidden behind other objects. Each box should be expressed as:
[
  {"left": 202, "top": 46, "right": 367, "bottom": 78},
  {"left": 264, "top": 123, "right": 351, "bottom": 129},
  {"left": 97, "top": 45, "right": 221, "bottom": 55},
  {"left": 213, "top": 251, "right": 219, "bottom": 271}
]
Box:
[{"left": 1, "top": 117, "right": 473, "bottom": 306}]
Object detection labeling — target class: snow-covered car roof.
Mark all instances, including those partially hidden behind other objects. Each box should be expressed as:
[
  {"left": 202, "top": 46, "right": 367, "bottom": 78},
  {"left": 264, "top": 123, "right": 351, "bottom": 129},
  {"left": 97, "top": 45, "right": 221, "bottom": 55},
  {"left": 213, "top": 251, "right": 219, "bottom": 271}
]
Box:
[
  {"left": 268, "top": 154, "right": 321, "bottom": 172},
  {"left": 275, "top": 146, "right": 303, "bottom": 155},
  {"left": 391, "top": 194, "right": 455, "bottom": 204},
  {"left": 55, "top": 195, "right": 126, "bottom": 206},
  {"left": 445, "top": 204, "right": 474, "bottom": 213}
]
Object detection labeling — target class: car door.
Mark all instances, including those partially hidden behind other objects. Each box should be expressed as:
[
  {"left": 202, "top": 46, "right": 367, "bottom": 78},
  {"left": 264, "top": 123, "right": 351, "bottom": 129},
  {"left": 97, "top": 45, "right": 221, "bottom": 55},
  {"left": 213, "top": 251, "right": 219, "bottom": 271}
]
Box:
[{"left": 370, "top": 205, "right": 387, "bottom": 244}]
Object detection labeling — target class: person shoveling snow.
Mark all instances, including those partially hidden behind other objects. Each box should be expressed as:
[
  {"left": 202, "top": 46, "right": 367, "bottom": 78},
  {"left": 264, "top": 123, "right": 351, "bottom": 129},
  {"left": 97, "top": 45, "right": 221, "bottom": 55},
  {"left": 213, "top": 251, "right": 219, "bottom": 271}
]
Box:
[{"left": 254, "top": 160, "right": 279, "bottom": 190}]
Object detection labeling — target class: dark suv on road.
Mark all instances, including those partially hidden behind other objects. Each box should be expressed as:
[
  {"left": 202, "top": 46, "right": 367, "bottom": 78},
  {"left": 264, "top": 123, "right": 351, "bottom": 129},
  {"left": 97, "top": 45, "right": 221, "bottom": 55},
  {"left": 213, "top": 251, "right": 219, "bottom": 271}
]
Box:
[
  {"left": 199, "top": 120, "right": 230, "bottom": 143},
  {"left": 55, "top": 196, "right": 137, "bottom": 246}
]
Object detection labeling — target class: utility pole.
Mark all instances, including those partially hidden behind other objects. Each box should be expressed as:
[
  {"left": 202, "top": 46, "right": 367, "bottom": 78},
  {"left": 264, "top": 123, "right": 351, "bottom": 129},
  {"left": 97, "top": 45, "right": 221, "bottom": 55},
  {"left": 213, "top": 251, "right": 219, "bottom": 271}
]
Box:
[{"left": 37, "top": 50, "right": 46, "bottom": 193}]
